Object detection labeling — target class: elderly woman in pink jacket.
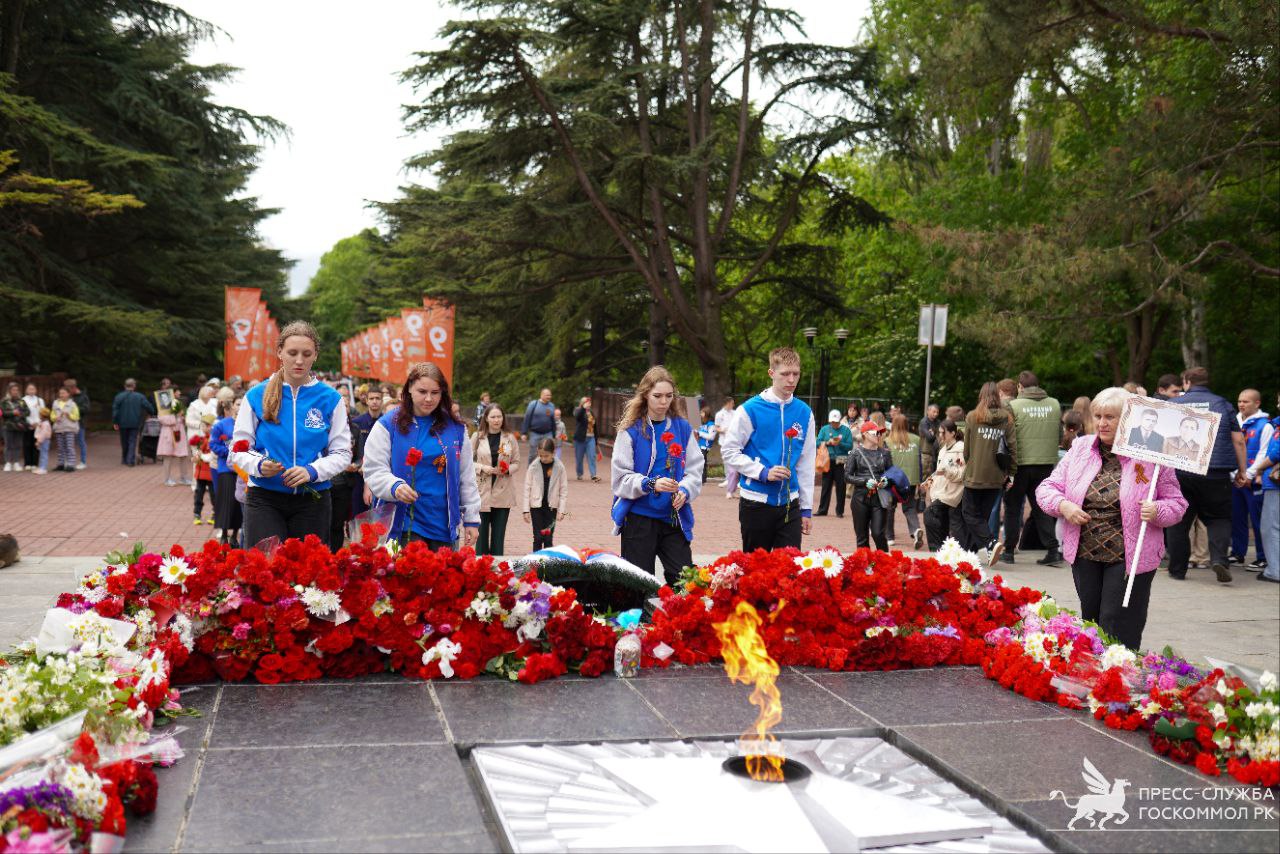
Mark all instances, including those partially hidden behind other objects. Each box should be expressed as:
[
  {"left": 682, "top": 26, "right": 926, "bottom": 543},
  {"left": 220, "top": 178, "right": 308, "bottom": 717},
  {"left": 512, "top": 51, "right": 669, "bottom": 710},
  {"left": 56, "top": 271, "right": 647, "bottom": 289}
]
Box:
[{"left": 1037, "top": 386, "right": 1186, "bottom": 650}]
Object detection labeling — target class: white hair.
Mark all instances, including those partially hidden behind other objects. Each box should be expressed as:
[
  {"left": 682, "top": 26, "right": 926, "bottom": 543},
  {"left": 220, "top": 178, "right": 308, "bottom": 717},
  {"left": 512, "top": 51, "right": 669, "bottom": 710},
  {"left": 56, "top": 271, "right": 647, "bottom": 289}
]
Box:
[{"left": 1091, "top": 386, "right": 1131, "bottom": 416}]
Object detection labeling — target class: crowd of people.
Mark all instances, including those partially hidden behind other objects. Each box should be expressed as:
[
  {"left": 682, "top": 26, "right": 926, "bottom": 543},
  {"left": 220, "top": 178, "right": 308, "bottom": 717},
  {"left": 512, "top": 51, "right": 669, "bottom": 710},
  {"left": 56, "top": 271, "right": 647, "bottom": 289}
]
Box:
[{"left": 5, "top": 325, "right": 1274, "bottom": 654}]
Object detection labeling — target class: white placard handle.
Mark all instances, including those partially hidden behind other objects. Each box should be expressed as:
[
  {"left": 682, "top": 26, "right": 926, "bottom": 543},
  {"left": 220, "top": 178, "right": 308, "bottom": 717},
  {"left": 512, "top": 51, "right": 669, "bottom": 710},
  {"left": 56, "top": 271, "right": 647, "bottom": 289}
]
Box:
[{"left": 1123, "top": 463, "right": 1160, "bottom": 608}]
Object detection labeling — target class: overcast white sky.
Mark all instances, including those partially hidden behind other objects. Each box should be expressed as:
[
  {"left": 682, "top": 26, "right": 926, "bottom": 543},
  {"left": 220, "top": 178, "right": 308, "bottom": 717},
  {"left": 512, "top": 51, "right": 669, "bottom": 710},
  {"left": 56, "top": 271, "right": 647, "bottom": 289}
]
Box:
[{"left": 177, "top": 1, "right": 871, "bottom": 295}]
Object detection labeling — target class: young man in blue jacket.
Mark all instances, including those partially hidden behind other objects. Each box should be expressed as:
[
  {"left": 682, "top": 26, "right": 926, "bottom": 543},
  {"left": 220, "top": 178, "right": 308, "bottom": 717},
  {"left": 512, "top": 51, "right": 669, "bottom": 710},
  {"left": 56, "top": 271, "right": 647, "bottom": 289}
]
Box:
[{"left": 720, "top": 347, "right": 816, "bottom": 551}]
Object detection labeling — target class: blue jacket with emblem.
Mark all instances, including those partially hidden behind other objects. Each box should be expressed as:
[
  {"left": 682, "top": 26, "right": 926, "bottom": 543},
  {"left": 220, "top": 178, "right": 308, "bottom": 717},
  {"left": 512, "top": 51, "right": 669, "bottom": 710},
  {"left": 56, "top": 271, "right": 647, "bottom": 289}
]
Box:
[{"left": 229, "top": 379, "right": 352, "bottom": 494}]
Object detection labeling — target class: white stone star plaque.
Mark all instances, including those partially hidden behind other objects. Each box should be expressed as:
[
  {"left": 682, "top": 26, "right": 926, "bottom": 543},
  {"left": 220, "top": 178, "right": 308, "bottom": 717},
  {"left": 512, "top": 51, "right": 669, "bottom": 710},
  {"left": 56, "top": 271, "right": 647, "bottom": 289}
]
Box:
[{"left": 563, "top": 756, "right": 991, "bottom": 852}]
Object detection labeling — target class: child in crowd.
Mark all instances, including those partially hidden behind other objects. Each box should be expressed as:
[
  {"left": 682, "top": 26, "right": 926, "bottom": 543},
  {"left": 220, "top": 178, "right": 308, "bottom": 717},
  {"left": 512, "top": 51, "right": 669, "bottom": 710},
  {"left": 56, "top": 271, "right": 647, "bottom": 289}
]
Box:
[
  {"left": 554, "top": 408, "right": 568, "bottom": 460},
  {"left": 157, "top": 396, "right": 190, "bottom": 485},
  {"left": 190, "top": 414, "right": 216, "bottom": 525},
  {"left": 51, "top": 387, "right": 80, "bottom": 472},
  {"left": 208, "top": 397, "right": 243, "bottom": 546},
  {"left": 33, "top": 408, "right": 52, "bottom": 475},
  {"left": 697, "top": 407, "right": 717, "bottom": 485},
  {"left": 522, "top": 437, "right": 568, "bottom": 550}
]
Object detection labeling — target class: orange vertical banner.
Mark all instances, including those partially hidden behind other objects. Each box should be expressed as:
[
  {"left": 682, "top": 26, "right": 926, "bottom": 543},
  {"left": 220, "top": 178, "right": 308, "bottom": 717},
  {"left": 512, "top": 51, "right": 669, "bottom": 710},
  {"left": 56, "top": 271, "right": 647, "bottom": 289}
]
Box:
[
  {"left": 421, "top": 297, "right": 456, "bottom": 387},
  {"left": 386, "top": 316, "right": 409, "bottom": 384},
  {"left": 340, "top": 340, "right": 351, "bottom": 377},
  {"left": 359, "top": 329, "right": 374, "bottom": 379},
  {"left": 246, "top": 302, "right": 269, "bottom": 383},
  {"left": 224, "top": 287, "right": 261, "bottom": 381},
  {"left": 377, "top": 321, "right": 393, "bottom": 381},
  {"left": 400, "top": 308, "right": 429, "bottom": 367}
]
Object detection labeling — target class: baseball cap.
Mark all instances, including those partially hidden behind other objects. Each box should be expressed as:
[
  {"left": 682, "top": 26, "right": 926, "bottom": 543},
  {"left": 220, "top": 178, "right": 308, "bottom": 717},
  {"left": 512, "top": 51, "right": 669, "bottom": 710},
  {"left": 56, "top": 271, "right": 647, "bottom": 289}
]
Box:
[
  {"left": 859, "top": 421, "right": 884, "bottom": 434},
  {"left": 828, "top": 409, "right": 841, "bottom": 422}
]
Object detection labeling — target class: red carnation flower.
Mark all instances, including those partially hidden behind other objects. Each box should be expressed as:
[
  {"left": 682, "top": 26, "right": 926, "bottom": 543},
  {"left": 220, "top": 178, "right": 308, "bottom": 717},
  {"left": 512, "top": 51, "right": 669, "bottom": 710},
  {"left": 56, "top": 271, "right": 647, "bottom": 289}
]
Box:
[
  {"left": 498, "top": 460, "right": 509, "bottom": 474},
  {"left": 405, "top": 447, "right": 424, "bottom": 466},
  {"left": 785, "top": 427, "right": 800, "bottom": 439},
  {"left": 660, "top": 431, "right": 674, "bottom": 443},
  {"left": 667, "top": 442, "right": 684, "bottom": 459},
  {"left": 231, "top": 440, "right": 250, "bottom": 453}
]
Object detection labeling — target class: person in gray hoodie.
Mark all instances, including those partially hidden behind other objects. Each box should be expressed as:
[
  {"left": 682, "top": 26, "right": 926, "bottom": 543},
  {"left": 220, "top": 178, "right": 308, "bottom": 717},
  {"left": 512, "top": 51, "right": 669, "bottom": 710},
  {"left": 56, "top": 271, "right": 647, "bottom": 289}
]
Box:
[{"left": 1003, "top": 371, "right": 1063, "bottom": 565}]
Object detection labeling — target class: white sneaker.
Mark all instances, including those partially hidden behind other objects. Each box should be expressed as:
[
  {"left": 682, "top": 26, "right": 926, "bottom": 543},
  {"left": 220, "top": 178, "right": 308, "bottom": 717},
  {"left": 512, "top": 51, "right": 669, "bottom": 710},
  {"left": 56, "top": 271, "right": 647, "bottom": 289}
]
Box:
[
  {"left": 34, "top": 468, "right": 47, "bottom": 475},
  {"left": 75, "top": 463, "right": 86, "bottom": 470},
  {"left": 887, "top": 539, "right": 896, "bottom": 547},
  {"left": 164, "top": 479, "right": 177, "bottom": 487},
  {"left": 2, "top": 463, "right": 10, "bottom": 472}
]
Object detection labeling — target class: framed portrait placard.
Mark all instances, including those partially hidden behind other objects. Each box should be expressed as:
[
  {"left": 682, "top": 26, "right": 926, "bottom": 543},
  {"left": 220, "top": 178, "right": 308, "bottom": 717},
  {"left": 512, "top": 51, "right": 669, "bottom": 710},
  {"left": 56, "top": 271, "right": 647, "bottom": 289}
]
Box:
[{"left": 1113, "top": 395, "right": 1221, "bottom": 476}]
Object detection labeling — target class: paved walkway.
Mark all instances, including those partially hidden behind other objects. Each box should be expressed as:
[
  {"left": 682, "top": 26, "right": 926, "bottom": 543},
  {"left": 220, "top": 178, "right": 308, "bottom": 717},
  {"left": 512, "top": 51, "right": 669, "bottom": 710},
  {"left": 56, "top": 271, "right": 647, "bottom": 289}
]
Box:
[{"left": 2, "top": 432, "right": 1276, "bottom": 671}]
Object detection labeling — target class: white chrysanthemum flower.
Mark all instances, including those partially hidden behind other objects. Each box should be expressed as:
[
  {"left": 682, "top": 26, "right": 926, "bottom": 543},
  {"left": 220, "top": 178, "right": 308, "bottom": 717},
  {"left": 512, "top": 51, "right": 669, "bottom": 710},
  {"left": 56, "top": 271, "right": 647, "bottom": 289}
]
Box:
[
  {"left": 793, "top": 552, "right": 818, "bottom": 571},
  {"left": 76, "top": 583, "right": 108, "bottom": 604},
  {"left": 1100, "top": 644, "right": 1137, "bottom": 671},
  {"left": 137, "top": 650, "right": 168, "bottom": 689},
  {"left": 62, "top": 764, "right": 107, "bottom": 821},
  {"left": 300, "top": 586, "right": 341, "bottom": 617},
  {"left": 172, "top": 614, "right": 195, "bottom": 650},
  {"left": 466, "top": 596, "right": 493, "bottom": 622},
  {"left": 159, "top": 556, "right": 194, "bottom": 586},
  {"left": 1260, "top": 671, "right": 1277, "bottom": 692}
]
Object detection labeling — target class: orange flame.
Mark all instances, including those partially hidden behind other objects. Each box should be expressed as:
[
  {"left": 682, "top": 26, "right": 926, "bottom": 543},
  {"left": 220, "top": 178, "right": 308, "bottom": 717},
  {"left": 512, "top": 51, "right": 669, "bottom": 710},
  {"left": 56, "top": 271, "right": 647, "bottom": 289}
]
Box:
[{"left": 714, "top": 601, "right": 784, "bottom": 782}]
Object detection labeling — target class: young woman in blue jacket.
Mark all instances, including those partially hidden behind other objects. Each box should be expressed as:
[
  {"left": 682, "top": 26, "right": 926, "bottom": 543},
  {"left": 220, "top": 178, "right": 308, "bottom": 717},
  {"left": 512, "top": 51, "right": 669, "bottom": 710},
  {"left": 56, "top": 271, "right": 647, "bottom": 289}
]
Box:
[
  {"left": 208, "top": 396, "right": 243, "bottom": 546},
  {"left": 362, "top": 362, "right": 481, "bottom": 549},
  {"left": 230, "top": 321, "right": 352, "bottom": 548},
  {"left": 610, "top": 366, "right": 704, "bottom": 583}
]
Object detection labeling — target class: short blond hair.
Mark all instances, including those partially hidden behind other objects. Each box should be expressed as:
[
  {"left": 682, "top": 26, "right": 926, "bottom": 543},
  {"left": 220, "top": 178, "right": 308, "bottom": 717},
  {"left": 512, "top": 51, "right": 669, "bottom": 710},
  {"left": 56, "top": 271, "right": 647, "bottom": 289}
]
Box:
[
  {"left": 1091, "top": 387, "right": 1131, "bottom": 418},
  {"left": 769, "top": 347, "right": 801, "bottom": 369}
]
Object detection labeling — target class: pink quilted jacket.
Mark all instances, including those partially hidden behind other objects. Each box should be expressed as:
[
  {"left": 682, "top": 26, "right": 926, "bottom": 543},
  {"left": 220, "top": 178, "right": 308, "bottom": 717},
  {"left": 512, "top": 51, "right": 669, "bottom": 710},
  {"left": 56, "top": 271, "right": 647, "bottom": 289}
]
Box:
[{"left": 1037, "top": 435, "right": 1187, "bottom": 573}]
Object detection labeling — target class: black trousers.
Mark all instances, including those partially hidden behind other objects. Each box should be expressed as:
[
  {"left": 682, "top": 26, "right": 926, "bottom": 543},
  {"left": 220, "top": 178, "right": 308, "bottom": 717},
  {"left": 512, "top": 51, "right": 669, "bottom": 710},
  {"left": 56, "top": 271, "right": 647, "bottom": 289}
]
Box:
[
  {"left": 531, "top": 506, "right": 556, "bottom": 550},
  {"left": 244, "top": 487, "right": 331, "bottom": 550},
  {"left": 739, "top": 499, "right": 803, "bottom": 552},
  {"left": 193, "top": 480, "right": 213, "bottom": 516},
  {"left": 850, "top": 489, "right": 888, "bottom": 551},
  {"left": 478, "top": 508, "right": 510, "bottom": 556},
  {"left": 961, "top": 487, "right": 1001, "bottom": 552},
  {"left": 818, "top": 462, "right": 846, "bottom": 516},
  {"left": 1072, "top": 558, "right": 1154, "bottom": 650},
  {"left": 621, "top": 512, "right": 692, "bottom": 584},
  {"left": 924, "top": 500, "right": 965, "bottom": 551},
  {"left": 1004, "top": 464, "right": 1058, "bottom": 553},
  {"left": 327, "top": 482, "right": 354, "bottom": 550},
  {"left": 22, "top": 428, "right": 36, "bottom": 467},
  {"left": 119, "top": 427, "right": 139, "bottom": 465},
  {"left": 1166, "top": 471, "right": 1232, "bottom": 574}
]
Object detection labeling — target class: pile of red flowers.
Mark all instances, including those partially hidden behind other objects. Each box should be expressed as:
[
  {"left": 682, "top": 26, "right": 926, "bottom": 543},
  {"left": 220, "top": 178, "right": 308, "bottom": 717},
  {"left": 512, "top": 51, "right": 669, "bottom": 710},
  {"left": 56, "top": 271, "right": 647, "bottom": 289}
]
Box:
[
  {"left": 645, "top": 547, "right": 1038, "bottom": 672},
  {"left": 55, "top": 531, "right": 620, "bottom": 687}
]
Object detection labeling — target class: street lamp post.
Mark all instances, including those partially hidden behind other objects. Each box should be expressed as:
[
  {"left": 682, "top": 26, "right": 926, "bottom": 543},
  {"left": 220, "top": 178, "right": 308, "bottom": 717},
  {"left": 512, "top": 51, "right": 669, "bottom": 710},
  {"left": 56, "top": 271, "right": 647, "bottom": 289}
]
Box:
[{"left": 803, "top": 327, "right": 849, "bottom": 418}]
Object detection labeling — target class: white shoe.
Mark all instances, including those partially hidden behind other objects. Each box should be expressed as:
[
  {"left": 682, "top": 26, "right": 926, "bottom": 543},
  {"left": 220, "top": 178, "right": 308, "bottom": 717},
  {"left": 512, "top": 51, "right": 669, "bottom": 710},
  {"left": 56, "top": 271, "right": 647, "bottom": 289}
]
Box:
[
  {"left": 34, "top": 468, "right": 47, "bottom": 475},
  {"left": 75, "top": 463, "right": 86, "bottom": 470},
  {"left": 164, "top": 479, "right": 177, "bottom": 487},
  {"left": 2, "top": 463, "right": 10, "bottom": 472},
  {"left": 887, "top": 539, "right": 896, "bottom": 547}
]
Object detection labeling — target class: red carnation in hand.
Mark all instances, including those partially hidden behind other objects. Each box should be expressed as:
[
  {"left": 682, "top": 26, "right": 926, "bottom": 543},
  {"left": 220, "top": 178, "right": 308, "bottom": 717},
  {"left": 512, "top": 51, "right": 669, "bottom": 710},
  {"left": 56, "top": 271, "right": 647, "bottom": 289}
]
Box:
[
  {"left": 667, "top": 443, "right": 684, "bottom": 459},
  {"left": 405, "top": 447, "right": 424, "bottom": 466},
  {"left": 660, "top": 431, "right": 674, "bottom": 443},
  {"left": 498, "top": 460, "right": 509, "bottom": 474},
  {"left": 784, "top": 427, "right": 800, "bottom": 439},
  {"left": 231, "top": 440, "right": 250, "bottom": 453}
]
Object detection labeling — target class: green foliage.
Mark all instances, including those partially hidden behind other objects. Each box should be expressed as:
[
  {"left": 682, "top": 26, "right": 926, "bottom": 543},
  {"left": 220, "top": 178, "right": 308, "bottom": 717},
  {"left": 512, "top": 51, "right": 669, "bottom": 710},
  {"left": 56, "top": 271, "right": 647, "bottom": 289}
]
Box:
[{"left": 0, "top": 1, "right": 290, "bottom": 394}]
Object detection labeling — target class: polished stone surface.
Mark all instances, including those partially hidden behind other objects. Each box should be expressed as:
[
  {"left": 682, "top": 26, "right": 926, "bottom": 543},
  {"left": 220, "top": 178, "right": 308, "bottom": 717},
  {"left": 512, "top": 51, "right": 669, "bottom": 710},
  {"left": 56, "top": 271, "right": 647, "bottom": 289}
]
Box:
[{"left": 111, "top": 669, "right": 1280, "bottom": 853}]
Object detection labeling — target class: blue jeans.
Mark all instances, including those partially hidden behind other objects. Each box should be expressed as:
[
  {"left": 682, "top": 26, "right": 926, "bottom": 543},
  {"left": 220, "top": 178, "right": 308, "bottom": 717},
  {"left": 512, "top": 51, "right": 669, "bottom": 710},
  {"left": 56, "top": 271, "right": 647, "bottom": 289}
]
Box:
[
  {"left": 38, "top": 439, "right": 49, "bottom": 471},
  {"left": 1261, "top": 491, "right": 1279, "bottom": 579},
  {"left": 988, "top": 489, "right": 1004, "bottom": 542},
  {"left": 76, "top": 425, "right": 87, "bottom": 464},
  {"left": 1230, "top": 484, "right": 1265, "bottom": 561},
  {"left": 574, "top": 437, "right": 597, "bottom": 478},
  {"left": 119, "top": 427, "right": 139, "bottom": 465},
  {"left": 527, "top": 431, "right": 552, "bottom": 460}
]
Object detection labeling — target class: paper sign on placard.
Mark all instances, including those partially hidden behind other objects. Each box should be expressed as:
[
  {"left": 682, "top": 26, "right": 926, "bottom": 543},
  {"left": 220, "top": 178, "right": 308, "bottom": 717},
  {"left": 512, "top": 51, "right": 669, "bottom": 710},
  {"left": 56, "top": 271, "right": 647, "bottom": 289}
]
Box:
[{"left": 1113, "top": 395, "right": 1221, "bottom": 476}]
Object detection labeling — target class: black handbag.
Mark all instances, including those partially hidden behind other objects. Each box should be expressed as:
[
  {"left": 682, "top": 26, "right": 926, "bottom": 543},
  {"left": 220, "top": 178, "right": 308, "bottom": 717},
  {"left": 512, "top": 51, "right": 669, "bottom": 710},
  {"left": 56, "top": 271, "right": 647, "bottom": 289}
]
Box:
[{"left": 995, "top": 430, "right": 1012, "bottom": 472}]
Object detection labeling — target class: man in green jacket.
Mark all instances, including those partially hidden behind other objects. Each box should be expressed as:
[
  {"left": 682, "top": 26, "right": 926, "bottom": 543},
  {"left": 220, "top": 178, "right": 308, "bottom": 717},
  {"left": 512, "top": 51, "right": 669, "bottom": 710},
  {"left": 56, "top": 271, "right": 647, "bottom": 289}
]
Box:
[{"left": 1003, "top": 370, "right": 1063, "bottom": 565}]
